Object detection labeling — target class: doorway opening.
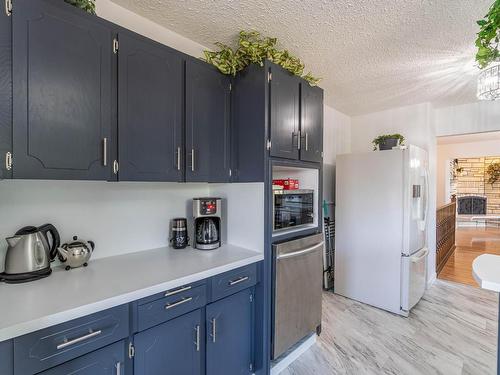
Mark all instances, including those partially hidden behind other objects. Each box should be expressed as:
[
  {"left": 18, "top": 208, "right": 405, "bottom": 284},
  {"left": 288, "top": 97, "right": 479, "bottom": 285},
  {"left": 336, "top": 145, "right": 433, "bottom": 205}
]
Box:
[{"left": 436, "top": 132, "right": 500, "bottom": 286}]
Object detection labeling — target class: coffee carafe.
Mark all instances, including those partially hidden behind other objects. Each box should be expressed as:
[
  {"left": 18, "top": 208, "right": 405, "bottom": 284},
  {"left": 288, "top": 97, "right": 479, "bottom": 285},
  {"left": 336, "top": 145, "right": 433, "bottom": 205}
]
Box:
[{"left": 193, "top": 198, "right": 221, "bottom": 250}]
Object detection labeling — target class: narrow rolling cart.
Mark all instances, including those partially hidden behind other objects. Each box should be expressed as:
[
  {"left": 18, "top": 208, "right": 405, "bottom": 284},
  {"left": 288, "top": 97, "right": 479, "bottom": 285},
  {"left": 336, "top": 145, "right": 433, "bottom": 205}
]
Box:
[{"left": 323, "top": 201, "right": 335, "bottom": 290}]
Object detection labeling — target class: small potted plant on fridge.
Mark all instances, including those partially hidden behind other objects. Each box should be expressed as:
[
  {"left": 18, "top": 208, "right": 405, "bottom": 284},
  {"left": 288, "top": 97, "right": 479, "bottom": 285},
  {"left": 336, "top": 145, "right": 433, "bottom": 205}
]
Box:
[{"left": 372, "top": 134, "right": 405, "bottom": 151}]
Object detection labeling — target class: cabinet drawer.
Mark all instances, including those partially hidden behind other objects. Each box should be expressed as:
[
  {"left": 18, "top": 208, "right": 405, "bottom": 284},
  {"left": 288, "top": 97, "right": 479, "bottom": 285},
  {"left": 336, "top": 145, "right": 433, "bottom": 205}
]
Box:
[
  {"left": 210, "top": 263, "right": 258, "bottom": 301},
  {"left": 0, "top": 340, "right": 13, "bottom": 375},
  {"left": 37, "top": 340, "right": 126, "bottom": 375},
  {"left": 14, "top": 305, "right": 129, "bottom": 375},
  {"left": 137, "top": 284, "right": 207, "bottom": 331}
]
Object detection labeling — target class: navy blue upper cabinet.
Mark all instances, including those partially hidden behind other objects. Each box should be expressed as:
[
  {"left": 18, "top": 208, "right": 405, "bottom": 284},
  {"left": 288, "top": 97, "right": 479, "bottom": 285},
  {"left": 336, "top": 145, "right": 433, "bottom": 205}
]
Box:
[
  {"left": 300, "top": 83, "right": 323, "bottom": 163},
  {"left": 134, "top": 309, "right": 203, "bottom": 375},
  {"left": 185, "top": 58, "right": 231, "bottom": 183},
  {"left": 12, "top": 0, "right": 114, "bottom": 180},
  {"left": 0, "top": 8, "right": 12, "bottom": 179},
  {"left": 206, "top": 288, "right": 254, "bottom": 375},
  {"left": 269, "top": 65, "right": 300, "bottom": 160},
  {"left": 117, "top": 31, "right": 183, "bottom": 182}
]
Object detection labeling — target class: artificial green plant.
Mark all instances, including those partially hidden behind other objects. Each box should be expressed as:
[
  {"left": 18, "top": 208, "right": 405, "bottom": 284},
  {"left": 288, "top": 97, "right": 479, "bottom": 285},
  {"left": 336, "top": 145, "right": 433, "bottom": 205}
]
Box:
[
  {"left": 203, "top": 31, "right": 320, "bottom": 86},
  {"left": 487, "top": 162, "right": 500, "bottom": 184},
  {"left": 476, "top": 0, "right": 500, "bottom": 68},
  {"left": 64, "top": 0, "right": 96, "bottom": 15},
  {"left": 372, "top": 134, "right": 405, "bottom": 151}
]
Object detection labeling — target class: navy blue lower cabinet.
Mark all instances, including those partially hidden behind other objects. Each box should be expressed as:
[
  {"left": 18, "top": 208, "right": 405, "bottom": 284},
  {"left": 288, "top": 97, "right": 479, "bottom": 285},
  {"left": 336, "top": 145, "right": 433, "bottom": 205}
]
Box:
[
  {"left": 134, "top": 309, "right": 203, "bottom": 375},
  {"left": 37, "top": 340, "right": 126, "bottom": 375},
  {"left": 0, "top": 340, "right": 13, "bottom": 375},
  {"left": 206, "top": 288, "right": 254, "bottom": 375}
]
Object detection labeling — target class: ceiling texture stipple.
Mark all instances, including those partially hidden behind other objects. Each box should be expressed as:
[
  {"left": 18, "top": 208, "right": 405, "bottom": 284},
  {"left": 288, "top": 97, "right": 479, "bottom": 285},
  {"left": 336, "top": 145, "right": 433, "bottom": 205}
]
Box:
[{"left": 110, "top": 0, "right": 492, "bottom": 116}]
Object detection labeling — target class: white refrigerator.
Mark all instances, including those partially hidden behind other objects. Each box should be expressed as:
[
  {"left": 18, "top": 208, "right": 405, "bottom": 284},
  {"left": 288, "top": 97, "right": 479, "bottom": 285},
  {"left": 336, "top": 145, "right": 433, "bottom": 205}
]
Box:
[{"left": 334, "top": 145, "right": 429, "bottom": 316}]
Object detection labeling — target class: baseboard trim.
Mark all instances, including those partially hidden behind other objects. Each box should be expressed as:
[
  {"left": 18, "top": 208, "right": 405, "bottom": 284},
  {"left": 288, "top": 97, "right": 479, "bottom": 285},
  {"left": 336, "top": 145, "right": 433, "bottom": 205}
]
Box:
[
  {"left": 427, "top": 272, "right": 437, "bottom": 289},
  {"left": 270, "top": 334, "right": 317, "bottom": 375}
]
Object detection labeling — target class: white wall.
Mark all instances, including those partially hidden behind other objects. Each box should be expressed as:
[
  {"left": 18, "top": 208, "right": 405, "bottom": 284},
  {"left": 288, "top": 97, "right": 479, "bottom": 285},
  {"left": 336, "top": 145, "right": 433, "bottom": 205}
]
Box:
[
  {"left": 323, "top": 105, "right": 351, "bottom": 218},
  {"left": 435, "top": 101, "right": 500, "bottom": 137},
  {"left": 437, "top": 139, "right": 500, "bottom": 207},
  {"left": 350, "top": 103, "right": 437, "bottom": 285}
]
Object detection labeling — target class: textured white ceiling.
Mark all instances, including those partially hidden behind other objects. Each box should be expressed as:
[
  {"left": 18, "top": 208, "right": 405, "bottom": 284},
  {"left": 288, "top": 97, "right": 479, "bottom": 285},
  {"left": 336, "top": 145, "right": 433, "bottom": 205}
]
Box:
[{"left": 110, "top": 0, "right": 491, "bottom": 115}]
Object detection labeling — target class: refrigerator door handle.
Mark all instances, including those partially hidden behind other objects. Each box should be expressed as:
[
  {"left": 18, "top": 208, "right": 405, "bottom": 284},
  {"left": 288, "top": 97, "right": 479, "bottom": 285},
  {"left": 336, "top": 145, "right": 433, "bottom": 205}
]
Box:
[
  {"left": 411, "top": 247, "right": 429, "bottom": 262},
  {"left": 420, "top": 168, "right": 429, "bottom": 231}
]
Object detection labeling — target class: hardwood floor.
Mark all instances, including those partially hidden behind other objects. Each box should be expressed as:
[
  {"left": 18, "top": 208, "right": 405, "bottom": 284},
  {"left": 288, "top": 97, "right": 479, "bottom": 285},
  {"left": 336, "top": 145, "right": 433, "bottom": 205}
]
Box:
[
  {"left": 438, "top": 227, "right": 500, "bottom": 286},
  {"left": 283, "top": 280, "right": 498, "bottom": 375}
]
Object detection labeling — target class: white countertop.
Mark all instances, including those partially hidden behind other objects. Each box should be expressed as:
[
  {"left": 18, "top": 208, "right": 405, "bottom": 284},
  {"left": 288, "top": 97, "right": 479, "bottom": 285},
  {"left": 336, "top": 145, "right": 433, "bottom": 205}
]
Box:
[
  {"left": 472, "top": 254, "right": 500, "bottom": 293},
  {"left": 0, "top": 244, "right": 263, "bottom": 341}
]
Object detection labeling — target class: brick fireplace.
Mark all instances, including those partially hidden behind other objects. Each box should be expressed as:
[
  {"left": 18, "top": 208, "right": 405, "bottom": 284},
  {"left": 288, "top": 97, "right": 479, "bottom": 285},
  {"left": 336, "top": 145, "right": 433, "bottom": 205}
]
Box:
[{"left": 450, "top": 157, "right": 500, "bottom": 215}]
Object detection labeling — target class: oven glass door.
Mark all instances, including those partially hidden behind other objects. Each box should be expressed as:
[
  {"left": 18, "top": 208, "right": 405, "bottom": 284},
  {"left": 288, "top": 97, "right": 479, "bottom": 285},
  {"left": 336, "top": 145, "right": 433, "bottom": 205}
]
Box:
[{"left": 273, "top": 190, "right": 314, "bottom": 231}]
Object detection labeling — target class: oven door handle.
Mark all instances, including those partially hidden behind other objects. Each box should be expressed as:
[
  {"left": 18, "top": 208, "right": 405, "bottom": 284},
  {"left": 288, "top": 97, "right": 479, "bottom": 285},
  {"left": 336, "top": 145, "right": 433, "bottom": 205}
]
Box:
[{"left": 276, "top": 241, "right": 324, "bottom": 260}]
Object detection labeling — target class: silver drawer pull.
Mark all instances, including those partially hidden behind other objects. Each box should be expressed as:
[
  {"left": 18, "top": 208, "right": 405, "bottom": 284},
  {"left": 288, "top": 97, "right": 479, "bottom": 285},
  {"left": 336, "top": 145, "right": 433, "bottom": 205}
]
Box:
[
  {"left": 57, "top": 329, "right": 102, "bottom": 350},
  {"left": 165, "top": 285, "right": 192, "bottom": 297},
  {"left": 228, "top": 276, "right": 249, "bottom": 286},
  {"left": 211, "top": 318, "right": 217, "bottom": 343},
  {"left": 165, "top": 297, "right": 193, "bottom": 310},
  {"left": 115, "top": 361, "right": 121, "bottom": 375},
  {"left": 194, "top": 324, "right": 200, "bottom": 351}
]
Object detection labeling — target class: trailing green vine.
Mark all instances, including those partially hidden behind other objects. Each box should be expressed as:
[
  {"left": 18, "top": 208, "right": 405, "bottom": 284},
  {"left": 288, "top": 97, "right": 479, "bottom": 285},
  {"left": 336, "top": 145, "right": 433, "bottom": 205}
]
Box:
[
  {"left": 204, "top": 31, "right": 320, "bottom": 86},
  {"left": 64, "top": 0, "right": 96, "bottom": 15},
  {"left": 476, "top": 0, "right": 500, "bottom": 68},
  {"left": 487, "top": 162, "right": 500, "bottom": 185}
]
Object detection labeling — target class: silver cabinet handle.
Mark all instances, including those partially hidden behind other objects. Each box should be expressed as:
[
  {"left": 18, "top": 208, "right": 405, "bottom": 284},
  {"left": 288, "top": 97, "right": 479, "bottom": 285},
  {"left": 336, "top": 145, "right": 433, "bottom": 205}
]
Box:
[
  {"left": 113, "top": 160, "right": 119, "bottom": 175},
  {"left": 191, "top": 149, "right": 195, "bottom": 172},
  {"left": 305, "top": 132, "right": 309, "bottom": 151},
  {"left": 228, "top": 276, "right": 249, "bottom": 286},
  {"left": 194, "top": 325, "right": 200, "bottom": 351},
  {"left": 165, "top": 285, "right": 192, "bottom": 297},
  {"left": 210, "top": 318, "right": 216, "bottom": 343},
  {"left": 115, "top": 361, "right": 121, "bottom": 375},
  {"left": 277, "top": 241, "right": 324, "bottom": 260},
  {"left": 297, "top": 130, "right": 301, "bottom": 150},
  {"left": 5, "top": 152, "right": 12, "bottom": 171},
  {"left": 103, "top": 138, "right": 108, "bottom": 166},
  {"left": 165, "top": 297, "right": 193, "bottom": 310},
  {"left": 57, "top": 329, "right": 102, "bottom": 350},
  {"left": 177, "top": 147, "right": 181, "bottom": 171}
]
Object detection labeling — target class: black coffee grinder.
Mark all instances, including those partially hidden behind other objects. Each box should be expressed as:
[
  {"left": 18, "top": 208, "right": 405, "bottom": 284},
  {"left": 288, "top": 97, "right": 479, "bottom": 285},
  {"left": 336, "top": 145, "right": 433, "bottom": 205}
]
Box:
[
  {"left": 170, "top": 218, "right": 189, "bottom": 249},
  {"left": 192, "top": 198, "right": 222, "bottom": 250}
]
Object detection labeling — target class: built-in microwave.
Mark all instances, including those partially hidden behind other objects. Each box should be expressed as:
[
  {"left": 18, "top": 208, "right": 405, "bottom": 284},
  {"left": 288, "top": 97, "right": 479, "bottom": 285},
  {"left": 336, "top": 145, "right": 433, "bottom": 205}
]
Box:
[{"left": 273, "top": 189, "right": 314, "bottom": 232}]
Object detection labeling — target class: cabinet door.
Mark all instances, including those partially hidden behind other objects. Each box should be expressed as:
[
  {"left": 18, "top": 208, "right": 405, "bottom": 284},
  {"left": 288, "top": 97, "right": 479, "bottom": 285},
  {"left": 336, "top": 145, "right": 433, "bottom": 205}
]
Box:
[
  {"left": 37, "top": 341, "right": 125, "bottom": 375},
  {"left": 118, "top": 31, "right": 183, "bottom": 181},
  {"left": 0, "top": 340, "right": 13, "bottom": 375},
  {"left": 134, "top": 309, "right": 203, "bottom": 375},
  {"left": 206, "top": 289, "right": 254, "bottom": 375},
  {"left": 0, "top": 9, "right": 11, "bottom": 179},
  {"left": 12, "top": 0, "right": 114, "bottom": 180},
  {"left": 269, "top": 66, "right": 300, "bottom": 160},
  {"left": 185, "top": 59, "right": 231, "bottom": 182},
  {"left": 300, "top": 83, "right": 323, "bottom": 163}
]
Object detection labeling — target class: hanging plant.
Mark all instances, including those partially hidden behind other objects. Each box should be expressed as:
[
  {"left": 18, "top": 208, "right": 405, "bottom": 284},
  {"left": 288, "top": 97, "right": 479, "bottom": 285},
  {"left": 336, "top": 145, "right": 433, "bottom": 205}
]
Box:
[
  {"left": 476, "top": 0, "right": 500, "bottom": 68},
  {"left": 204, "top": 31, "right": 321, "bottom": 86},
  {"left": 64, "top": 0, "right": 96, "bottom": 15},
  {"left": 486, "top": 162, "right": 500, "bottom": 184}
]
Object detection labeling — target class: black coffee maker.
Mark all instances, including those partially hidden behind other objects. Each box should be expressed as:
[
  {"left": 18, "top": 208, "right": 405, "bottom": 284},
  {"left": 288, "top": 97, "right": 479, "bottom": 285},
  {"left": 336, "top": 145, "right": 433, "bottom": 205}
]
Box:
[
  {"left": 170, "top": 218, "right": 189, "bottom": 249},
  {"left": 192, "top": 198, "right": 221, "bottom": 250}
]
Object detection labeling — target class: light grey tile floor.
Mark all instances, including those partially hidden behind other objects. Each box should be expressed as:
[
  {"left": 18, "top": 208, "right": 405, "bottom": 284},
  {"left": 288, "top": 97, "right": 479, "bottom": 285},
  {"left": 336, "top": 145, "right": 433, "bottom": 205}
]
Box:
[{"left": 283, "top": 280, "right": 498, "bottom": 375}]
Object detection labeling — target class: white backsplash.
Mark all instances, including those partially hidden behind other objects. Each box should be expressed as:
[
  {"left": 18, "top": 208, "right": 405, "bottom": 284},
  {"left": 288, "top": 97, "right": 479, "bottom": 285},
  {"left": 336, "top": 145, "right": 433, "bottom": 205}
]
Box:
[{"left": 0, "top": 180, "right": 209, "bottom": 272}]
